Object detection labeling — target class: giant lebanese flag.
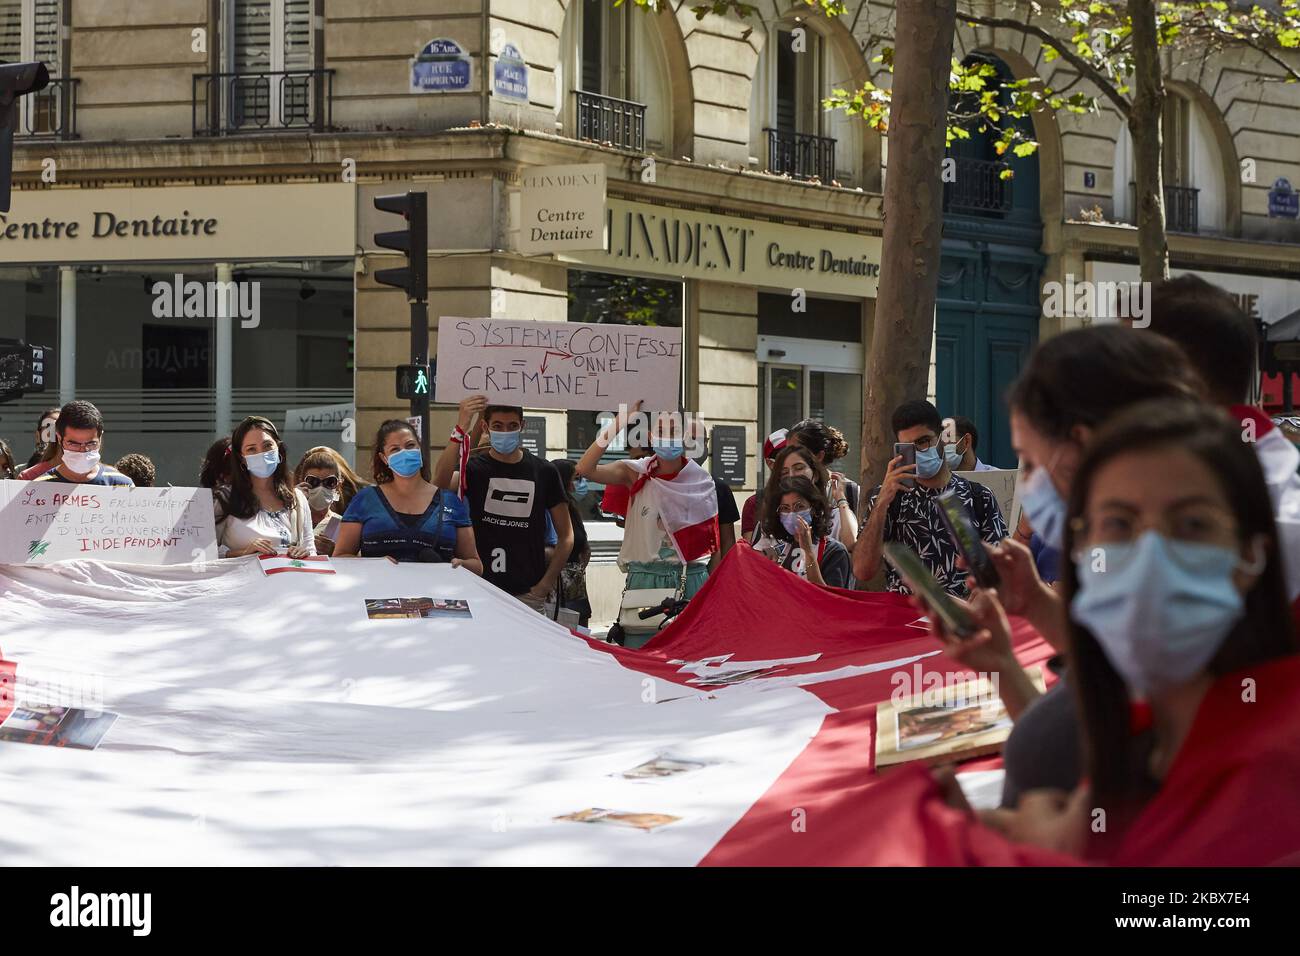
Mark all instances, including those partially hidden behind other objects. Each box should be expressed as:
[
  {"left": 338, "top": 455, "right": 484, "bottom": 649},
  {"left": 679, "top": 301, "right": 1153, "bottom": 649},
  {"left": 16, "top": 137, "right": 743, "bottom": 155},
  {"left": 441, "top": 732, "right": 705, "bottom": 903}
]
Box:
[
  {"left": 3, "top": 545, "right": 1295, "bottom": 865},
  {"left": 625, "top": 456, "right": 719, "bottom": 562}
]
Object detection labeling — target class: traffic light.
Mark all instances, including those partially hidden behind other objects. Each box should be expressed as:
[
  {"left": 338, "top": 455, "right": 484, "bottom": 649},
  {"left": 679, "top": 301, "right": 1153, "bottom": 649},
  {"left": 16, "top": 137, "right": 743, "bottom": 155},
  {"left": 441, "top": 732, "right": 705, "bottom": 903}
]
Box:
[
  {"left": 396, "top": 364, "right": 431, "bottom": 400},
  {"left": 0, "top": 339, "right": 49, "bottom": 403},
  {"left": 0, "top": 61, "right": 51, "bottom": 213},
  {"left": 373, "top": 191, "right": 428, "bottom": 302}
]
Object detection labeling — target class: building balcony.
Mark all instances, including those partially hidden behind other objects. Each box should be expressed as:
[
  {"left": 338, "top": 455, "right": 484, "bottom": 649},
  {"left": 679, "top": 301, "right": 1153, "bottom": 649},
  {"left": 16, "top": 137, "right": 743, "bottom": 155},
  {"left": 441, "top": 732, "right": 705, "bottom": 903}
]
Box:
[
  {"left": 765, "top": 128, "right": 836, "bottom": 183},
  {"left": 943, "top": 157, "right": 1013, "bottom": 216},
  {"left": 193, "top": 69, "right": 334, "bottom": 136},
  {"left": 574, "top": 90, "right": 646, "bottom": 152},
  {"left": 15, "top": 77, "right": 79, "bottom": 140},
  {"left": 1128, "top": 182, "right": 1200, "bottom": 234}
]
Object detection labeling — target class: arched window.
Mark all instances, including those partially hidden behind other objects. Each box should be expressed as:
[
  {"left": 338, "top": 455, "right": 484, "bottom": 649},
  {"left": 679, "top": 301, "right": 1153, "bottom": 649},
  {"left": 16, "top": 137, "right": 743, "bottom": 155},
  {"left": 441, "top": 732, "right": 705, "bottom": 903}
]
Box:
[
  {"left": 1112, "top": 88, "right": 1228, "bottom": 234},
  {"left": 749, "top": 18, "right": 863, "bottom": 186},
  {"left": 558, "top": 0, "right": 672, "bottom": 153}
]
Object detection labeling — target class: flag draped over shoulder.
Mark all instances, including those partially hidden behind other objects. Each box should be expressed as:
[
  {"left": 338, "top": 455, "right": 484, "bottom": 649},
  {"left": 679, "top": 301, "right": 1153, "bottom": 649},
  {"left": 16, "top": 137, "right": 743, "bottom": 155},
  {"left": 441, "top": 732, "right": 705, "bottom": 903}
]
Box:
[{"left": 626, "top": 457, "right": 719, "bottom": 563}]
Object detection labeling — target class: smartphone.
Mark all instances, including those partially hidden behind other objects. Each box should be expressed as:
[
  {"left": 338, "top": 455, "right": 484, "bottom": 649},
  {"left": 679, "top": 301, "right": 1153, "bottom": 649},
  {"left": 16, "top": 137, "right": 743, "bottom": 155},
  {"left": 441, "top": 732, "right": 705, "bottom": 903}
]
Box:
[
  {"left": 883, "top": 542, "right": 977, "bottom": 639},
  {"left": 893, "top": 442, "right": 917, "bottom": 489},
  {"left": 934, "top": 491, "right": 1000, "bottom": 590}
]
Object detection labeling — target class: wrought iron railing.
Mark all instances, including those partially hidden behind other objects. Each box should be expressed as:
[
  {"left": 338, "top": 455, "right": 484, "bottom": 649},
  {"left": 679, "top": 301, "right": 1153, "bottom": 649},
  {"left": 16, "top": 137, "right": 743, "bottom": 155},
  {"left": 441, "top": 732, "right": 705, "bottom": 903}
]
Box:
[
  {"left": 16, "top": 77, "right": 79, "bottom": 140},
  {"left": 193, "top": 69, "right": 334, "bottom": 135},
  {"left": 574, "top": 90, "right": 647, "bottom": 151},
  {"left": 943, "top": 156, "right": 1013, "bottom": 214},
  {"left": 1128, "top": 182, "right": 1200, "bottom": 234},
  {"left": 765, "top": 128, "right": 836, "bottom": 182}
]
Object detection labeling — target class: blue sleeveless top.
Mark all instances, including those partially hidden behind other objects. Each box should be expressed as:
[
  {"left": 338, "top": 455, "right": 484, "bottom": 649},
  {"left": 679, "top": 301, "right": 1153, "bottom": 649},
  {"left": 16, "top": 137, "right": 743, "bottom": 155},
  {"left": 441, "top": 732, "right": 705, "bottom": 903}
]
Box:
[{"left": 341, "top": 485, "right": 470, "bottom": 563}]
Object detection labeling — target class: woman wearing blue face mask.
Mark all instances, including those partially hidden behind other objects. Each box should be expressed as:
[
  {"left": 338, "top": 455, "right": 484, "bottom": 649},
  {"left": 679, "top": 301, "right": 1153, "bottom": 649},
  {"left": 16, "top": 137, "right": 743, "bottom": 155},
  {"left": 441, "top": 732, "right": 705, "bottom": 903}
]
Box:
[
  {"left": 976, "top": 401, "right": 1300, "bottom": 865},
  {"left": 754, "top": 476, "right": 850, "bottom": 589},
  {"left": 215, "top": 416, "right": 316, "bottom": 558},
  {"left": 334, "top": 421, "right": 482, "bottom": 572}
]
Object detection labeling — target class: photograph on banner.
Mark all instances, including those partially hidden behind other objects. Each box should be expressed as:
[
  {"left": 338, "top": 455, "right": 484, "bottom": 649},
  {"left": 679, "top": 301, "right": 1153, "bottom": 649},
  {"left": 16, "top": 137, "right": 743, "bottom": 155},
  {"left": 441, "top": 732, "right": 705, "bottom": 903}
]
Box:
[
  {"left": 554, "top": 808, "right": 681, "bottom": 830},
  {"left": 435, "top": 317, "right": 682, "bottom": 412},
  {"left": 0, "top": 704, "right": 119, "bottom": 751},
  {"left": 0, "top": 480, "right": 217, "bottom": 565},
  {"left": 364, "top": 597, "right": 473, "bottom": 620}
]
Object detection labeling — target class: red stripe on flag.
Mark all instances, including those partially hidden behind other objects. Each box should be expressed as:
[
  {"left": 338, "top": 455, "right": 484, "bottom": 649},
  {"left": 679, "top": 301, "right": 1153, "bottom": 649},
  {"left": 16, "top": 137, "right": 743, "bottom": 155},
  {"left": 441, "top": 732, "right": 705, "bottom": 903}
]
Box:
[
  {"left": 262, "top": 566, "right": 337, "bottom": 574},
  {"left": 672, "top": 515, "right": 719, "bottom": 563},
  {"left": 0, "top": 658, "right": 15, "bottom": 725}
]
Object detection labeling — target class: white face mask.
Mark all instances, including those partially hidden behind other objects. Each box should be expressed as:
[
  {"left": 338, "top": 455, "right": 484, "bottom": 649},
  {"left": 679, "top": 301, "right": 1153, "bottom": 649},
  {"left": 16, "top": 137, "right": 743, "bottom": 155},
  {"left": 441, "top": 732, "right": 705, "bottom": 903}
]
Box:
[
  {"left": 306, "top": 485, "right": 339, "bottom": 511},
  {"left": 62, "top": 449, "right": 101, "bottom": 474}
]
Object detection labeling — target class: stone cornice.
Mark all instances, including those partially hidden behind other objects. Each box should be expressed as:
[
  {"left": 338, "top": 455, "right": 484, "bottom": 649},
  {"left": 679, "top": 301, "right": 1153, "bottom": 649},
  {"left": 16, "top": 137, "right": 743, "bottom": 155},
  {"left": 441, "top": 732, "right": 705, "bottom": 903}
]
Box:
[{"left": 1064, "top": 221, "right": 1300, "bottom": 275}]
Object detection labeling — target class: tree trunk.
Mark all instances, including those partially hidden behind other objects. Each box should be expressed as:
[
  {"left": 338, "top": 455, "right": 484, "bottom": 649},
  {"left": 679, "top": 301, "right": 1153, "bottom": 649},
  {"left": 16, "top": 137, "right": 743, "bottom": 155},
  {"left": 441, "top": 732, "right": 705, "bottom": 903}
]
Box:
[
  {"left": 1128, "top": 0, "right": 1170, "bottom": 283},
  {"left": 859, "top": 0, "right": 957, "bottom": 494}
]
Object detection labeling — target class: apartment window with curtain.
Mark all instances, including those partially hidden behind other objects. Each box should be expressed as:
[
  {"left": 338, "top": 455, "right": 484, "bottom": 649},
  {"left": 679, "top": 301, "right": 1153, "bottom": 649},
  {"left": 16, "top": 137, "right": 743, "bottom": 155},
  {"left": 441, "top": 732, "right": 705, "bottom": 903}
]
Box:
[
  {"left": 221, "top": 0, "right": 315, "bottom": 130},
  {"left": 0, "top": 0, "right": 65, "bottom": 136},
  {"left": 757, "top": 26, "right": 834, "bottom": 182}
]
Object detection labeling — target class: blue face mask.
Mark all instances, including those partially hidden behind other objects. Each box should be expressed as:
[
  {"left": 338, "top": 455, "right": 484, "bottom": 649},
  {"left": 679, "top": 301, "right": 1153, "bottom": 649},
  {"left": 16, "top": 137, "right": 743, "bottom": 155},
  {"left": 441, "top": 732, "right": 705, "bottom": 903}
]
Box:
[
  {"left": 915, "top": 445, "right": 944, "bottom": 480},
  {"left": 574, "top": 477, "right": 589, "bottom": 496},
  {"left": 245, "top": 449, "right": 280, "bottom": 479},
  {"left": 779, "top": 509, "right": 813, "bottom": 536},
  {"left": 1071, "top": 531, "right": 1248, "bottom": 696},
  {"left": 387, "top": 448, "right": 423, "bottom": 478},
  {"left": 652, "top": 440, "right": 684, "bottom": 461},
  {"left": 489, "top": 430, "right": 521, "bottom": 454},
  {"left": 1022, "top": 465, "right": 1067, "bottom": 550},
  {"left": 945, "top": 439, "right": 966, "bottom": 471}
]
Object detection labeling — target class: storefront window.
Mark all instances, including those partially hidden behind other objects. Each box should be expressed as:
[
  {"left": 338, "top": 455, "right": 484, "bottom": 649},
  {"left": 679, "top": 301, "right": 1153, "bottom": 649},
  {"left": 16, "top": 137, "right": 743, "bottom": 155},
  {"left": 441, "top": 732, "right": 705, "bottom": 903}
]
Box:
[
  {"left": 0, "top": 266, "right": 60, "bottom": 461},
  {"left": 566, "top": 268, "right": 683, "bottom": 521}
]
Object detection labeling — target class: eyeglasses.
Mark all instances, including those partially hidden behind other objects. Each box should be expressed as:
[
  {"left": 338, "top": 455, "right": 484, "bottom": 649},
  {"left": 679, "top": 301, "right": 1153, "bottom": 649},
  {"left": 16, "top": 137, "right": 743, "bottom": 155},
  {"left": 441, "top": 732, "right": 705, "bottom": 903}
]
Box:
[
  {"left": 63, "top": 439, "right": 101, "bottom": 453},
  {"left": 1070, "top": 508, "right": 1241, "bottom": 551},
  {"left": 298, "top": 475, "right": 340, "bottom": 490}
]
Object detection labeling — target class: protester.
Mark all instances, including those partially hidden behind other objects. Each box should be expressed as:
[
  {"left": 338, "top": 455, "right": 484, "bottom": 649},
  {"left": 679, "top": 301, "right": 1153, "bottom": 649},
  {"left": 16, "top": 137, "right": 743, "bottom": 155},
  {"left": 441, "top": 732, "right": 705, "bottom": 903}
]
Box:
[
  {"left": 434, "top": 396, "right": 571, "bottom": 610},
  {"left": 786, "top": 419, "right": 860, "bottom": 543},
  {"left": 294, "top": 447, "right": 347, "bottom": 556},
  {"left": 305, "top": 444, "right": 368, "bottom": 514},
  {"left": 947, "top": 416, "right": 996, "bottom": 471},
  {"left": 740, "top": 428, "right": 788, "bottom": 540},
  {"left": 853, "top": 399, "right": 1005, "bottom": 595},
  {"left": 0, "top": 438, "right": 17, "bottom": 480},
  {"left": 214, "top": 416, "right": 313, "bottom": 558},
  {"left": 19, "top": 406, "right": 62, "bottom": 480},
  {"left": 33, "top": 401, "right": 134, "bottom": 486},
  {"left": 976, "top": 401, "right": 1300, "bottom": 865},
  {"left": 23, "top": 406, "right": 59, "bottom": 469},
  {"left": 1146, "top": 274, "right": 1300, "bottom": 602},
  {"left": 929, "top": 326, "right": 1204, "bottom": 808},
  {"left": 334, "top": 421, "right": 481, "bottom": 571},
  {"left": 115, "top": 453, "right": 156, "bottom": 488},
  {"left": 551, "top": 458, "right": 592, "bottom": 626},
  {"left": 762, "top": 443, "right": 863, "bottom": 556},
  {"left": 577, "top": 401, "right": 718, "bottom": 601},
  {"left": 753, "top": 475, "right": 851, "bottom": 588},
  {"left": 199, "top": 436, "right": 232, "bottom": 491}
]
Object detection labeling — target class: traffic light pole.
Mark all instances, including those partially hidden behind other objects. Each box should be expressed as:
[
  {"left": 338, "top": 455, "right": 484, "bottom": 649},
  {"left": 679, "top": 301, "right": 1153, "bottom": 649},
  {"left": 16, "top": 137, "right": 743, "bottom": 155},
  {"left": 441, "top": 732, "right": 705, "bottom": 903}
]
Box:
[{"left": 410, "top": 299, "right": 430, "bottom": 472}]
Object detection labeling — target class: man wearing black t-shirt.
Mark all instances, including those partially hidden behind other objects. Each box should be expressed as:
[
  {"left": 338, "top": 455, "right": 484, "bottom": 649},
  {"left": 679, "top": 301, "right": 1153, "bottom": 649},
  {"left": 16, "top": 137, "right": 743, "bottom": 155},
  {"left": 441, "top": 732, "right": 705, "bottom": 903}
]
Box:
[{"left": 434, "top": 396, "right": 572, "bottom": 609}]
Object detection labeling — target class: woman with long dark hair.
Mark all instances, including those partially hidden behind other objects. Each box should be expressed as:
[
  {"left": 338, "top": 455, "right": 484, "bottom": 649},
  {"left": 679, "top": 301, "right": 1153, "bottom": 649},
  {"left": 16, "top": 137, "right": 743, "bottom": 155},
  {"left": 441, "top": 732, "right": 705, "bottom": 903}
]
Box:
[
  {"left": 979, "top": 401, "right": 1299, "bottom": 864},
  {"left": 215, "top": 416, "right": 315, "bottom": 558},
  {"left": 754, "top": 475, "right": 851, "bottom": 588},
  {"left": 333, "top": 420, "right": 481, "bottom": 572},
  {"left": 786, "top": 418, "right": 859, "bottom": 546},
  {"left": 199, "top": 436, "right": 232, "bottom": 491}
]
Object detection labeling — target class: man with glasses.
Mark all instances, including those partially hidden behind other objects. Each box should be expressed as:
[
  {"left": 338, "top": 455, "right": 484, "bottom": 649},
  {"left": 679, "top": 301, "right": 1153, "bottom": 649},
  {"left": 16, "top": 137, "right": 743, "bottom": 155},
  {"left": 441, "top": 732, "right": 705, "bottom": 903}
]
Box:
[
  {"left": 854, "top": 399, "right": 1005, "bottom": 595},
  {"left": 33, "top": 401, "right": 135, "bottom": 487}
]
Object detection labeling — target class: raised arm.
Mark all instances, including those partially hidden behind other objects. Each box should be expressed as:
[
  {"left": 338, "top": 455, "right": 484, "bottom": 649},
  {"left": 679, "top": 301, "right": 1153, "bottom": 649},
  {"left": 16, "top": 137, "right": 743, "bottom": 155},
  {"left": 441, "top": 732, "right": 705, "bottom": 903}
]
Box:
[
  {"left": 433, "top": 395, "right": 486, "bottom": 489},
  {"left": 575, "top": 399, "right": 642, "bottom": 486}
]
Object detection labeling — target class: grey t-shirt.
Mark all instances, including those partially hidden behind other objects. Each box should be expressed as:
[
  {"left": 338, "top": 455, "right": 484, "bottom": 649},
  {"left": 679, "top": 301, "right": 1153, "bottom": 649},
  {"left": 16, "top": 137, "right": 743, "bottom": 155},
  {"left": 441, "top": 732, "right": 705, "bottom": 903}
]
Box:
[{"left": 1000, "top": 663, "right": 1081, "bottom": 808}]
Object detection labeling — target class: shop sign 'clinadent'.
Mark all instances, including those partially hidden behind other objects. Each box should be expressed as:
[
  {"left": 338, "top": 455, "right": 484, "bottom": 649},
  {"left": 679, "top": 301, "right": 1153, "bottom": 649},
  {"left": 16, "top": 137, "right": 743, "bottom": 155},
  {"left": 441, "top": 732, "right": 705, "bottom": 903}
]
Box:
[
  {"left": 0, "top": 184, "right": 356, "bottom": 264},
  {"left": 561, "top": 198, "right": 882, "bottom": 297}
]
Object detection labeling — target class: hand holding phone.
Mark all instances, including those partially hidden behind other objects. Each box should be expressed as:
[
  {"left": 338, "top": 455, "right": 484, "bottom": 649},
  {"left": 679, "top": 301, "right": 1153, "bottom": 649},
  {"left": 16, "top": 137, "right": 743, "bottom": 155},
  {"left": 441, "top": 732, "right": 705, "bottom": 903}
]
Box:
[
  {"left": 935, "top": 491, "right": 1000, "bottom": 590},
  {"left": 883, "top": 543, "right": 976, "bottom": 638}
]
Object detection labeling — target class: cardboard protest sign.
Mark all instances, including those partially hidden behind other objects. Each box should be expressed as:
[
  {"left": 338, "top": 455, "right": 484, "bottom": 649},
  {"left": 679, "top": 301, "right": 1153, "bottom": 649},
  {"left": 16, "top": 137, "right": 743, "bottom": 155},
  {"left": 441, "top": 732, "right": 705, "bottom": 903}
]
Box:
[
  {"left": 0, "top": 480, "right": 217, "bottom": 566},
  {"left": 434, "top": 317, "right": 682, "bottom": 412}
]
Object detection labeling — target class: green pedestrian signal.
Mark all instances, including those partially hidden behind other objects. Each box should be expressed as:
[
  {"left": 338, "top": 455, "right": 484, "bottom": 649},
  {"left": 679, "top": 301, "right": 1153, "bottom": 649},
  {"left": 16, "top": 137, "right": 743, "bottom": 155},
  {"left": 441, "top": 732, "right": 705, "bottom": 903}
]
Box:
[{"left": 396, "top": 364, "right": 432, "bottom": 400}]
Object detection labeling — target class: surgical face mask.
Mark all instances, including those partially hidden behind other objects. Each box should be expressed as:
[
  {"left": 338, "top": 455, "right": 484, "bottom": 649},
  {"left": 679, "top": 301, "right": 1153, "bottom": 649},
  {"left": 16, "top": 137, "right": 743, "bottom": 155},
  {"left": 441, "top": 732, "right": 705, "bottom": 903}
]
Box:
[
  {"left": 489, "top": 430, "right": 521, "bottom": 454},
  {"left": 1071, "top": 531, "right": 1248, "bottom": 696},
  {"left": 245, "top": 449, "right": 280, "bottom": 479},
  {"left": 62, "top": 449, "right": 100, "bottom": 474},
  {"left": 780, "top": 509, "right": 813, "bottom": 536},
  {"left": 386, "top": 448, "right": 423, "bottom": 478},
  {"left": 574, "top": 477, "right": 589, "bottom": 496},
  {"left": 1022, "top": 465, "right": 1067, "bottom": 550},
  {"left": 945, "top": 438, "right": 966, "bottom": 471},
  {"left": 915, "top": 445, "right": 944, "bottom": 480},
  {"left": 652, "top": 439, "right": 684, "bottom": 460},
  {"left": 306, "top": 484, "right": 339, "bottom": 511}
]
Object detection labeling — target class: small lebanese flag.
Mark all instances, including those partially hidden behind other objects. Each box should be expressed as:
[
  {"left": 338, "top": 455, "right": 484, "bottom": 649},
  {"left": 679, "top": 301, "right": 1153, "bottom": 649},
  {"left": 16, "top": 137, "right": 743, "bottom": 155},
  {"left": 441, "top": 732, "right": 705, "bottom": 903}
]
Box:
[
  {"left": 258, "top": 554, "right": 337, "bottom": 575},
  {"left": 627, "top": 457, "right": 719, "bottom": 563}
]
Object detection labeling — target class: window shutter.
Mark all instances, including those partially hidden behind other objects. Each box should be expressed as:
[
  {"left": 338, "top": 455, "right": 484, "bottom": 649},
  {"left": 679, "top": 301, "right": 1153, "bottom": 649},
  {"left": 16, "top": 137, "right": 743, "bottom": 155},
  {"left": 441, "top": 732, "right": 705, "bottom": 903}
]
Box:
[
  {"left": 0, "top": 1, "right": 21, "bottom": 64},
  {"left": 31, "top": 0, "right": 59, "bottom": 74}
]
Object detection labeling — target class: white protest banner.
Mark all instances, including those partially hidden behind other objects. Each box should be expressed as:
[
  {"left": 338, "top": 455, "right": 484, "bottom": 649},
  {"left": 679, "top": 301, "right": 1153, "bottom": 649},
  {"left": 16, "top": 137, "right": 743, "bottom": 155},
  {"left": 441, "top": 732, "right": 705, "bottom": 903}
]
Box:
[
  {"left": 517, "top": 163, "right": 607, "bottom": 253},
  {"left": 435, "top": 317, "right": 682, "bottom": 412},
  {"left": 0, "top": 480, "right": 217, "bottom": 566}
]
